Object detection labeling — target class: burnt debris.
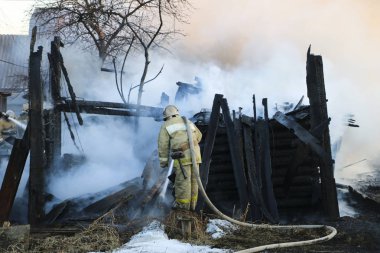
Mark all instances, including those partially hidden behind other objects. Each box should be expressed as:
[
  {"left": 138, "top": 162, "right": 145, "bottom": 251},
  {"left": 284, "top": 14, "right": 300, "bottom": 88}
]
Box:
[
  {"left": 195, "top": 47, "right": 340, "bottom": 222},
  {"left": 0, "top": 42, "right": 343, "bottom": 232}
]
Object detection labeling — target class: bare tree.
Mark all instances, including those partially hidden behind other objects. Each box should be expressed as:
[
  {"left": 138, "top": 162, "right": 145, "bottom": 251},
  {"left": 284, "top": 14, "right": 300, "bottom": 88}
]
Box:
[{"left": 33, "top": 0, "right": 190, "bottom": 63}]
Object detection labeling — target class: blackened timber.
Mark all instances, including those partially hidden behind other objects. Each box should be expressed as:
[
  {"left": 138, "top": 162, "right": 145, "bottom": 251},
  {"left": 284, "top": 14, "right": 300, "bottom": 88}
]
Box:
[
  {"left": 220, "top": 98, "right": 249, "bottom": 211},
  {"left": 234, "top": 112, "right": 250, "bottom": 217},
  {"left": 63, "top": 99, "right": 162, "bottom": 110},
  {"left": 44, "top": 110, "right": 54, "bottom": 172},
  {"left": 29, "top": 46, "right": 46, "bottom": 225},
  {"left": 58, "top": 100, "right": 162, "bottom": 118},
  {"left": 252, "top": 95, "right": 257, "bottom": 123},
  {"left": 259, "top": 98, "right": 279, "bottom": 222},
  {"left": 197, "top": 94, "right": 222, "bottom": 211},
  {"left": 83, "top": 178, "right": 142, "bottom": 215},
  {"left": 0, "top": 124, "right": 30, "bottom": 224},
  {"left": 306, "top": 47, "right": 339, "bottom": 219},
  {"left": 50, "top": 37, "right": 62, "bottom": 161},
  {"left": 242, "top": 120, "right": 263, "bottom": 220},
  {"left": 243, "top": 119, "right": 278, "bottom": 222},
  {"left": 273, "top": 111, "right": 330, "bottom": 162},
  {"left": 58, "top": 51, "right": 83, "bottom": 125}
]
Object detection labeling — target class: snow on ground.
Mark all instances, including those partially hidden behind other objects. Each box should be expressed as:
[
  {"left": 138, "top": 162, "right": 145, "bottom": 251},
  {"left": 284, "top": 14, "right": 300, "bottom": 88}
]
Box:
[
  {"left": 92, "top": 220, "right": 228, "bottom": 253},
  {"left": 206, "top": 219, "right": 237, "bottom": 239}
]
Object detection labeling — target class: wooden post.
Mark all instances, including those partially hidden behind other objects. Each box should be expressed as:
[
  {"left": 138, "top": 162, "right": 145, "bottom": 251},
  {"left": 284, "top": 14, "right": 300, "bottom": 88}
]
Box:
[
  {"left": 29, "top": 46, "right": 46, "bottom": 225},
  {"left": 44, "top": 110, "right": 54, "bottom": 173},
  {"left": 306, "top": 47, "right": 339, "bottom": 219},
  {"left": 0, "top": 92, "right": 11, "bottom": 112},
  {"left": 252, "top": 94, "right": 257, "bottom": 123},
  {"left": 220, "top": 98, "right": 249, "bottom": 212},
  {"left": 0, "top": 124, "right": 30, "bottom": 224},
  {"left": 50, "top": 37, "right": 62, "bottom": 163},
  {"left": 196, "top": 94, "right": 222, "bottom": 211},
  {"left": 234, "top": 112, "right": 250, "bottom": 216},
  {"left": 242, "top": 120, "right": 262, "bottom": 220},
  {"left": 257, "top": 99, "right": 279, "bottom": 222}
]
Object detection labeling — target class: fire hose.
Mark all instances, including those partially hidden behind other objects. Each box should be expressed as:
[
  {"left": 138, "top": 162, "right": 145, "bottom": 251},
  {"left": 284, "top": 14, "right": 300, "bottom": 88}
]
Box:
[{"left": 183, "top": 117, "right": 337, "bottom": 253}]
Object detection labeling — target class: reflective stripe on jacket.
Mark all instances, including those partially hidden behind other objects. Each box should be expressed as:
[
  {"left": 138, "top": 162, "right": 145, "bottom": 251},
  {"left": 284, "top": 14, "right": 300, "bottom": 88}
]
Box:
[{"left": 158, "top": 116, "right": 202, "bottom": 168}]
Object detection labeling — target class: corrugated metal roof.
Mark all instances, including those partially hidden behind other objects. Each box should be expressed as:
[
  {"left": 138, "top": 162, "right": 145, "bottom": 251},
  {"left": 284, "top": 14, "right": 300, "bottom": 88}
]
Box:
[{"left": 0, "top": 34, "right": 29, "bottom": 92}]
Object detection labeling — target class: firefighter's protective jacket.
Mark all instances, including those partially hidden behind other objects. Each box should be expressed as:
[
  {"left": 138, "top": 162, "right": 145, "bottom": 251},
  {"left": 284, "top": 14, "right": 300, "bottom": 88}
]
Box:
[
  {"left": 0, "top": 119, "right": 15, "bottom": 141},
  {"left": 158, "top": 116, "right": 202, "bottom": 168}
]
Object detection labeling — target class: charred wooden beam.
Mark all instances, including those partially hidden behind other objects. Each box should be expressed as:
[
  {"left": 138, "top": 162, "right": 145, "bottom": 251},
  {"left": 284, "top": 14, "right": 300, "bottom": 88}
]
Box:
[
  {"left": 58, "top": 51, "right": 83, "bottom": 125},
  {"left": 242, "top": 119, "right": 263, "bottom": 221},
  {"left": 252, "top": 94, "right": 257, "bottom": 123},
  {"left": 0, "top": 124, "right": 30, "bottom": 224},
  {"left": 256, "top": 99, "right": 279, "bottom": 222},
  {"left": 306, "top": 47, "right": 339, "bottom": 219},
  {"left": 57, "top": 100, "right": 162, "bottom": 119},
  {"left": 273, "top": 111, "right": 331, "bottom": 162},
  {"left": 234, "top": 111, "right": 251, "bottom": 217},
  {"left": 83, "top": 178, "right": 142, "bottom": 215},
  {"left": 50, "top": 37, "right": 62, "bottom": 162},
  {"left": 284, "top": 143, "right": 312, "bottom": 196},
  {"left": 43, "top": 110, "right": 54, "bottom": 174},
  {"left": 220, "top": 98, "right": 249, "bottom": 212},
  {"left": 29, "top": 46, "right": 46, "bottom": 225},
  {"left": 197, "top": 94, "right": 222, "bottom": 211}
]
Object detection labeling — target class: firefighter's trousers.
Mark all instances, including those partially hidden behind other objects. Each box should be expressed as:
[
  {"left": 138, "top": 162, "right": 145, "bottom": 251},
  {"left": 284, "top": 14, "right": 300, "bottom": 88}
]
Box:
[{"left": 174, "top": 164, "right": 199, "bottom": 211}]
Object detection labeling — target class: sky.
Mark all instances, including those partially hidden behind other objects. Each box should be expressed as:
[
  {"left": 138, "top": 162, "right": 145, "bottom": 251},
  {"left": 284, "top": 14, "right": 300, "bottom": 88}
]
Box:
[
  {"left": 1, "top": 0, "right": 379, "bottom": 196},
  {"left": 0, "top": 0, "right": 34, "bottom": 34}
]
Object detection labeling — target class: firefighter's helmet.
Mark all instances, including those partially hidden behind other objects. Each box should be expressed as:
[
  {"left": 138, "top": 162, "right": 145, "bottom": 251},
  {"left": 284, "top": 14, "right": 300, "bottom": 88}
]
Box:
[
  {"left": 5, "top": 110, "right": 16, "bottom": 119},
  {"left": 163, "top": 105, "right": 179, "bottom": 120},
  {"left": 22, "top": 103, "right": 29, "bottom": 112}
]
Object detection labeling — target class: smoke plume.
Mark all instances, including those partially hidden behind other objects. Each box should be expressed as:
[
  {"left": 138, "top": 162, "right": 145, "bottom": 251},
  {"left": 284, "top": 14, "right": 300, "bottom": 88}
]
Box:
[{"left": 3, "top": 0, "right": 379, "bottom": 209}]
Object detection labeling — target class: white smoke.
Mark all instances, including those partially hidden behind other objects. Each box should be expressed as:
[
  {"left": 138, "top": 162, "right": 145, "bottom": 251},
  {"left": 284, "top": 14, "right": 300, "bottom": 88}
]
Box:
[
  {"left": 9, "top": 0, "right": 377, "bottom": 204},
  {"left": 166, "top": 0, "right": 380, "bottom": 182},
  {"left": 45, "top": 50, "right": 161, "bottom": 200}
]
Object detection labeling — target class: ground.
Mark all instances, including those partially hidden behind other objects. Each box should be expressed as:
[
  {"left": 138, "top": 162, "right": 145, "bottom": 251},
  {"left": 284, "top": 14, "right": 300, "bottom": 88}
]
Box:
[{"left": 8, "top": 173, "right": 380, "bottom": 253}]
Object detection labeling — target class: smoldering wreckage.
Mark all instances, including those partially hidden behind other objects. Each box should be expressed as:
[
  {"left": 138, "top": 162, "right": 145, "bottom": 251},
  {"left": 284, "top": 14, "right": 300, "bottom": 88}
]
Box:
[{"left": 0, "top": 36, "right": 379, "bottom": 253}]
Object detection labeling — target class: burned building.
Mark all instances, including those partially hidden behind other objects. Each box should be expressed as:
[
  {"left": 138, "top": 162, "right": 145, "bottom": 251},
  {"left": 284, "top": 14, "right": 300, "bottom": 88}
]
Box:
[
  {"left": 195, "top": 47, "right": 339, "bottom": 222},
  {"left": 0, "top": 31, "right": 339, "bottom": 240}
]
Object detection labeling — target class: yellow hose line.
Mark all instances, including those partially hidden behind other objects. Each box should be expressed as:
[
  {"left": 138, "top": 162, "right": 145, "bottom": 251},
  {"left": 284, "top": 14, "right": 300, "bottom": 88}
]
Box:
[{"left": 183, "top": 117, "right": 337, "bottom": 253}]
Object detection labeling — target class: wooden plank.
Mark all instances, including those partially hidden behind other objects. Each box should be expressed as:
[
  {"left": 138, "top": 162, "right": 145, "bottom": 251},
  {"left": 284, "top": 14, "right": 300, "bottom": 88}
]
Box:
[
  {"left": 29, "top": 46, "right": 46, "bottom": 226},
  {"left": 306, "top": 47, "right": 339, "bottom": 219},
  {"left": 30, "top": 226, "right": 80, "bottom": 237},
  {"left": 58, "top": 100, "right": 163, "bottom": 119},
  {"left": 59, "top": 106, "right": 158, "bottom": 118},
  {"left": 220, "top": 98, "right": 249, "bottom": 212},
  {"left": 234, "top": 114, "right": 250, "bottom": 215},
  {"left": 64, "top": 99, "right": 163, "bottom": 111},
  {"left": 273, "top": 111, "right": 330, "bottom": 162},
  {"left": 282, "top": 141, "right": 311, "bottom": 195},
  {"left": 50, "top": 37, "right": 62, "bottom": 162},
  {"left": 83, "top": 178, "right": 142, "bottom": 214},
  {"left": 58, "top": 51, "right": 83, "bottom": 125},
  {"left": 196, "top": 94, "right": 222, "bottom": 211},
  {"left": 258, "top": 98, "right": 279, "bottom": 222},
  {"left": 43, "top": 110, "right": 54, "bottom": 174},
  {"left": 243, "top": 114, "right": 280, "bottom": 222},
  {"left": 0, "top": 124, "right": 30, "bottom": 224},
  {"left": 242, "top": 122, "right": 263, "bottom": 220},
  {"left": 252, "top": 94, "right": 257, "bottom": 123}
]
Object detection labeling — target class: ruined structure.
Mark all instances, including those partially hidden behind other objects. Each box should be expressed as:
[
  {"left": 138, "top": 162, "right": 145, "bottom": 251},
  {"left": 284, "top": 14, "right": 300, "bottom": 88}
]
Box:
[
  {"left": 0, "top": 31, "right": 339, "bottom": 237},
  {"left": 196, "top": 47, "right": 339, "bottom": 222}
]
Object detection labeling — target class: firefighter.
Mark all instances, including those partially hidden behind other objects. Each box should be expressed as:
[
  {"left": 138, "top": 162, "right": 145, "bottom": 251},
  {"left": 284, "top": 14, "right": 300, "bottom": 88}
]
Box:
[
  {"left": 158, "top": 105, "right": 202, "bottom": 211},
  {"left": 19, "top": 103, "right": 29, "bottom": 123},
  {"left": 0, "top": 110, "right": 16, "bottom": 143}
]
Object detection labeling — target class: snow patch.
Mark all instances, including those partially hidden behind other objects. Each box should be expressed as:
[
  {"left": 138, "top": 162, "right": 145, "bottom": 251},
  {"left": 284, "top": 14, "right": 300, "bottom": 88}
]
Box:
[
  {"left": 206, "top": 219, "right": 237, "bottom": 239},
  {"left": 93, "top": 220, "right": 227, "bottom": 253}
]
